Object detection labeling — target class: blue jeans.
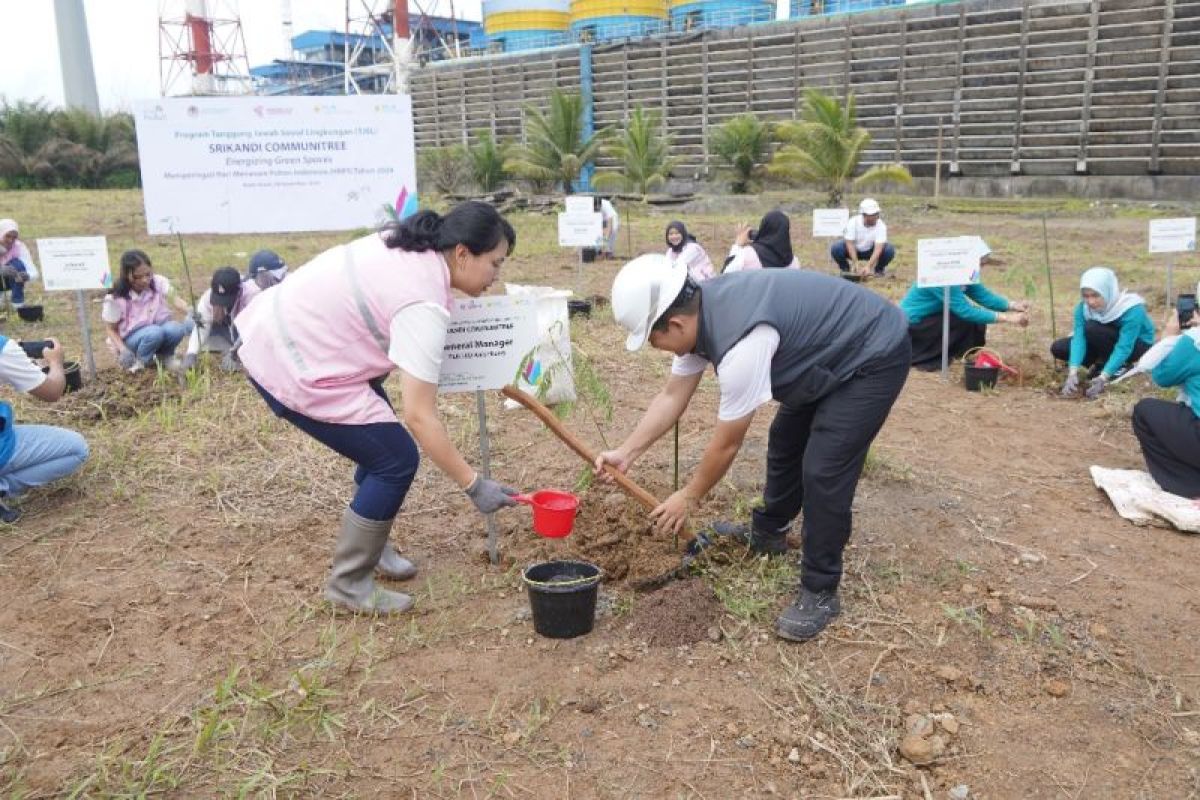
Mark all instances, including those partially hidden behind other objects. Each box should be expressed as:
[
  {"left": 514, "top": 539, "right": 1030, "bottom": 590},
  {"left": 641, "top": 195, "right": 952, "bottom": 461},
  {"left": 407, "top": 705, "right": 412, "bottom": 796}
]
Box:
[
  {"left": 250, "top": 378, "right": 419, "bottom": 521},
  {"left": 124, "top": 320, "right": 194, "bottom": 366},
  {"left": 0, "top": 425, "right": 89, "bottom": 497},
  {"left": 831, "top": 240, "right": 895, "bottom": 274},
  {"left": 2, "top": 257, "right": 30, "bottom": 305}
]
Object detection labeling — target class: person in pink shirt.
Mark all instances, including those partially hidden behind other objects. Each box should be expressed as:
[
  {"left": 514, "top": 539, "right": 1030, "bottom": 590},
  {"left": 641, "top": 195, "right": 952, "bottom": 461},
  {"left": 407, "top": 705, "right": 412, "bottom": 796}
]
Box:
[
  {"left": 101, "top": 250, "right": 196, "bottom": 372},
  {"left": 236, "top": 201, "right": 523, "bottom": 615},
  {"left": 664, "top": 221, "right": 714, "bottom": 283},
  {"left": 722, "top": 210, "right": 800, "bottom": 273}
]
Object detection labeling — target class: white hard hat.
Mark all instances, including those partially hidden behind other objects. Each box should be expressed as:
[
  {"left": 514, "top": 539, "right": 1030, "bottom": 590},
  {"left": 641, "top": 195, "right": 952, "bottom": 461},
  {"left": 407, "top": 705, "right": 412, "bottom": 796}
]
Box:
[
  {"left": 611, "top": 254, "right": 689, "bottom": 351},
  {"left": 859, "top": 198, "right": 881, "bottom": 215}
]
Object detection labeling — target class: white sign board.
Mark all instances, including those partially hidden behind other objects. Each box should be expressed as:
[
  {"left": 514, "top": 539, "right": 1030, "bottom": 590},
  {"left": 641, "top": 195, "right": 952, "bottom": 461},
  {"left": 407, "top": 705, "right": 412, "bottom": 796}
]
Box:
[
  {"left": 439, "top": 295, "right": 539, "bottom": 393},
  {"left": 134, "top": 95, "right": 418, "bottom": 234},
  {"left": 812, "top": 208, "right": 850, "bottom": 237},
  {"left": 916, "top": 237, "right": 981, "bottom": 288},
  {"left": 36, "top": 236, "right": 112, "bottom": 291},
  {"left": 558, "top": 211, "right": 603, "bottom": 247},
  {"left": 1149, "top": 218, "right": 1197, "bottom": 254},
  {"left": 564, "top": 195, "right": 595, "bottom": 215}
]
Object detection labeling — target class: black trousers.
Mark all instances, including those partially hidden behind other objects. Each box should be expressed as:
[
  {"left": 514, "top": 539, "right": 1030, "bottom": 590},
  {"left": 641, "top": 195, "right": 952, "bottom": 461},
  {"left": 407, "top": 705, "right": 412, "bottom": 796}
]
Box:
[
  {"left": 908, "top": 312, "right": 987, "bottom": 372},
  {"left": 1050, "top": 319, "right": 1149, "bottom": 373},
  {"left": 752, "top": 338, "right": 911, "bottom": 593},
  {"left": 1132, "top": 398, "right": 1200, "bottom": 498}
]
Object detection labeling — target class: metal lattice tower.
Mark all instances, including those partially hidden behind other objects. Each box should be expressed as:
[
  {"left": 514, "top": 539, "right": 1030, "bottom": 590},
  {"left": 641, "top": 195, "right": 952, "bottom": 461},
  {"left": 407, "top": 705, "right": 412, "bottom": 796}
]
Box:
[{"left": 159, "top": 0, "right": 251, "bottom": 96}]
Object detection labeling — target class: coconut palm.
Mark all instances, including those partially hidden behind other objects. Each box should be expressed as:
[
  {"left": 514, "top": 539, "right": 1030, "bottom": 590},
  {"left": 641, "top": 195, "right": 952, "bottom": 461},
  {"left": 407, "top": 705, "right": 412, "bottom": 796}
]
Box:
[
  {"left": 708, "top": 113, "right": 772, "bottom": 194},
  {"left": 505, "top": 91, "right": 607, "bottom": 193},
  {"left": 467, "top": 130, "right": 509, "bottom": 193},
  {"left": 592, "top": 106, "right": 673, "bottom": 199},
  {"left": 0, "top": 100, "right": 139, "bottom": 188},
  {"left": 770, "top": 89, "right": 912, "bottom": 205}
]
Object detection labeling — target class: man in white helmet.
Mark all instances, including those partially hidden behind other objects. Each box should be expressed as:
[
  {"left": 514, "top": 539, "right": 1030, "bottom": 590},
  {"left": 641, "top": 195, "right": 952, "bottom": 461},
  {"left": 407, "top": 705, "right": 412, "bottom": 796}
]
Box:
[
  {"left": 598, "top": 255, "right": 910, "bottom": 641},
  {"left": 832, "top": 198, "right": 895, "bottom": 277}
]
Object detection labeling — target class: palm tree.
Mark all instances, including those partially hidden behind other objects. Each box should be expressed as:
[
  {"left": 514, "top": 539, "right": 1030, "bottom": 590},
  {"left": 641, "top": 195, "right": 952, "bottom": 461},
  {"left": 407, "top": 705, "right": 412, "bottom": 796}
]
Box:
[
  {"left": 0, "top": 100, "right": 139, "bottom": 188},
  {"left": 770, "top": 89, "right": 912, "bottom": 205},
  {"left": 592, "top": 106, "right": 673, "bottom": 198},
  {"left": 505, "top": 91, "right": 607, "bottom": 193},
  {"left": 709, "top": 113, "right": 772, "bottom": 194},
  {"left": 467, "top": 130, "right": 509, "bottom": 193}
]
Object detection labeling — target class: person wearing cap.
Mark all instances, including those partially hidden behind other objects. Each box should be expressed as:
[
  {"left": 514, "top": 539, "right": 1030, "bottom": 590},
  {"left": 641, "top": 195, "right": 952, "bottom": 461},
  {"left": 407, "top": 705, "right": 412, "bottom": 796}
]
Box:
[
  {"left": 900, "top": 274, "right": 1030, "bottom": 371},
  {"left": 0, "top": 335, "right": 89, "bottom": 523},
  {"left": 248, "top": 249, "right": 289, "bottom": 290},
  {"left": 831, "top": 199, "right": 895, "bottom": 277},
  {"left": 0, "top": 219, "right": 39, "bottom": 309},
  {"left": 598, "top": 255, "right": 910, "bottom": 641},
  {"left": 180, "top": 267, "right": 263, "bottom": 371},
  {"left": 664, "top": 221, "right": 715, "bottom": 282},
  {"left": 236, "top": 201, "right": 523, "bottom": 615},
  {"left": 723, "top": 210, "right": 801, "bottom": 273},
  {"left": 1051, "top": 267, "right": 1154, "bottom": 399}
]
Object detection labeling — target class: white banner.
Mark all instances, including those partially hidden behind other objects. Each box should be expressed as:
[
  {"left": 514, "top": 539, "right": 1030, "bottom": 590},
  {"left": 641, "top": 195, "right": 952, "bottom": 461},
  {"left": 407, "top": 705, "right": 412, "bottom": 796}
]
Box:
[
  {"left": 916, "top": 237, "right": 980, "bottom": 288},
  {"left": 1149, "top": 218, "right": 1197, "bottom": 254},
  {"left": 36, "top": 236, "right": 112, "bottom": 291},
  {"left": 439, "top": 295, "right": 539, "bottom": 394},
  {"left": 812, "top": 208, "right": 850, "bottom": 238},
  {"left": 134, "top": 96, "right": 418, "bottom": 235},
  {"left": 564, "top": 195, "right": 595, "bottom": 215}
]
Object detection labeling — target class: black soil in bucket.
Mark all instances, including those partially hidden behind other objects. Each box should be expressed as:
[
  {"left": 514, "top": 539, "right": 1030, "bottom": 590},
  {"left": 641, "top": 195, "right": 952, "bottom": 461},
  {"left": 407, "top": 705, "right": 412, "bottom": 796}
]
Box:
[
  {"left": 43, "top": 361, "right": 82, "bottom": 393},
  {"left": 523, "top": 560, "right": 601, "bottom": 639},
  {"left": 964, "top": 362, "right": 999, "bottom": 392},
  {"left": 16, "top": 305, "right": 43, "bottom": 322},
  {"left": 567, "top": 299, "right": 592, "bottom": 319}
]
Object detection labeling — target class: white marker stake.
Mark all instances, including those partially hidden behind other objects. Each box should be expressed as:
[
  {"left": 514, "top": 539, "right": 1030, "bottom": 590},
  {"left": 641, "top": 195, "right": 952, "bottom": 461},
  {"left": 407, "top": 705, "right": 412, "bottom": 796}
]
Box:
[
  {"left": 37, "top": 236, "right": 111, "bottom": 380},
  {"left": 75, "top": 290, "right": 96, "bottom": 380},
  {"left": 942, "top": 287, "right": 951, "bottom": 380},
  {"left": 916, "top": 236, "right": 981, "bottom": 383},
  {"left": 1149, "top": 218, "right": 1197, "bottom": 304}
]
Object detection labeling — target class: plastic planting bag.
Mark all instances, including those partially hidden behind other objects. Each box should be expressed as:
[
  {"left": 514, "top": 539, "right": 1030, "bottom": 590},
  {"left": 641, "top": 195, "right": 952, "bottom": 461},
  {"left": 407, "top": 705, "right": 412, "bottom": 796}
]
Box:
[{"left": 504, "top": 283, "right": 576, "bottom": 407}]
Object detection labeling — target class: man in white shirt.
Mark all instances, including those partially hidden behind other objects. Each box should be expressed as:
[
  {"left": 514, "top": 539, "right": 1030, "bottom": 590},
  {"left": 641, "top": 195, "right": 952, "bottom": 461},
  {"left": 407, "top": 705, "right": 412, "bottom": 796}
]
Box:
[
  {"left": 832, "top": 198, "right": 896, "bottom": 276},
  {"left": 599, "top": 198, "right": 619, "bottom": 258}
]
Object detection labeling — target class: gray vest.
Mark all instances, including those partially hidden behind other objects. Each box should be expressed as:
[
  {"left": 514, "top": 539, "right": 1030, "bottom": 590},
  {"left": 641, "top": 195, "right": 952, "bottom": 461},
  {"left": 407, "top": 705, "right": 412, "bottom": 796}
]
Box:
[{"left": 694, "top": 269, "right": 907, "bottom": 407}]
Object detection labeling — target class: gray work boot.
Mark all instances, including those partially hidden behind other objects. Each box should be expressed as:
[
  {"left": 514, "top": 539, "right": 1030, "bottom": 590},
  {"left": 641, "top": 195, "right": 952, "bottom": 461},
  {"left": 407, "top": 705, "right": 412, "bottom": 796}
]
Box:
[
  {"left": 775, "top": 587, "right": 841, "bottom": 642},
  {"left": 377, "top": 543, "right": 418, "bottom": 581},
  {"left": 709, "top": 520, "right": 789, "bottom": 556},
  {"left": 325, "top": 508, "right": 414, "bottom": 614}
]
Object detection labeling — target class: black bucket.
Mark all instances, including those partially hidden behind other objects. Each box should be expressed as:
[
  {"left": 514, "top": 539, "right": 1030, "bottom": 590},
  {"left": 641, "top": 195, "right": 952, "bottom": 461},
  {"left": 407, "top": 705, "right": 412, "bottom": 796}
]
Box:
[
  {"left": 567, "top": 299, "right": 592, "bottom": 319},
  {"left": 964, "top": 362, "right": 999, "bottom": 392},
  {"left": 43, "top": 361, "right": 82, "bottom": 393},
  {"left": 523, "top": 560, "right": 601, "bottom": 639},
  {"left": 16, "top": 305, "right": 44, "bottom": 322},
  {"left": 581, "top": 247, "right": 597, "bottom": 263}
]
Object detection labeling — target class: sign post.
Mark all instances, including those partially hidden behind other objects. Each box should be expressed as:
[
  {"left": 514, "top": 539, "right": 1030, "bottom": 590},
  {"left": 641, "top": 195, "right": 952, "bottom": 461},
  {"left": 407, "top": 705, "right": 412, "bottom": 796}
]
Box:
[
  {"left": 439, "top": 295, "right": 539, "bottom": 563},
  {"left": 916, "top": 236, "right": 982, "bottom": 381},
  {"left": 812, "top": 209, "right": 850, "bottom": 268},
  {"left": 1149, "top": 218, "right": 1197, "bottom": 303},
  {"left": 36, "top": 236, "right": 113, "bottom": 380},
  {"left": 559, "top": 196, "right": 603, "bottom": 299}
]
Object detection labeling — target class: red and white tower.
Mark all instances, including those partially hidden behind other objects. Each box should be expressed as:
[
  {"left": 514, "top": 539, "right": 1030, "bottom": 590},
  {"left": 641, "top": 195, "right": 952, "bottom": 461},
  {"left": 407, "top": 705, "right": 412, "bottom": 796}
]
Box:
[{"left": 158, "top": 0, "right": 251, "bottom": 96}]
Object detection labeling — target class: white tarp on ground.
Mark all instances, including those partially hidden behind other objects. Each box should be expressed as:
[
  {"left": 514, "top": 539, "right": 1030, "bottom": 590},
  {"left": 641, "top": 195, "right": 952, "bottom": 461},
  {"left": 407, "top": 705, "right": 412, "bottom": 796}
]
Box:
[
  {"left": 133, "top": 95, "right": 418, "bottom": 235},
  {"left": 1090, "top": 465, "right": 1200, "bottom": 533}
]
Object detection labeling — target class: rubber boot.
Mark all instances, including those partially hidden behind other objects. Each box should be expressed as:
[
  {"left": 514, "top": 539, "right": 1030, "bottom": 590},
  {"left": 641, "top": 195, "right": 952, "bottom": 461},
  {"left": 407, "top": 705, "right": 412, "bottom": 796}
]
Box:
[
  {"left": 325, "top": 508, "right": 414, "bottom": 614},
  {"left": 377, "top": 543, "right": 418, "bottom": 581}
]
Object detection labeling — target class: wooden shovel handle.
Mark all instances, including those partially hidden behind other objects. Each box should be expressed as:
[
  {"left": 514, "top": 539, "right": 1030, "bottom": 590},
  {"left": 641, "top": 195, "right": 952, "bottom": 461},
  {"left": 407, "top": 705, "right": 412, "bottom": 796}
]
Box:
[{"left": 501, "top": 385, "right": 662, "bottom": 512}]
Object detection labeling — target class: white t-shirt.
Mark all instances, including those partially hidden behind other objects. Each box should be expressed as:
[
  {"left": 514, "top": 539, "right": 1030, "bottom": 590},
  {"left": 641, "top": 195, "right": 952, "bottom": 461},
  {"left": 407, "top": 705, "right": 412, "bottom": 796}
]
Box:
[
  {"left": 0, "top": 339, "right": 48, "bottom": 393},
  {"left": 388, "top": 301, "right": 450, "bottom": 384},
  {"left": 671, "top": 324, "right": 779, "bottom": 421},
  {"left": 844, "top": 215, "right": 888, "bottom": 252},
  {"left": 600, "top": 199, "right": 619, "bottom": 233}
]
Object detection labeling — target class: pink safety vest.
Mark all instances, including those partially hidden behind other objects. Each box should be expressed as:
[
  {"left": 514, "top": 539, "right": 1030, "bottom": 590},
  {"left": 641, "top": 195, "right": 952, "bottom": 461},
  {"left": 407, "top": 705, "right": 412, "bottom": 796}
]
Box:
[
  {"left": 666, "top": 242, "right": 715, "bottom": 282},
  {"left": 238, "top": 233, "right": 454, "bottom": 426},
  {"left": 111, "top": 275, "right": 173, "bottom": 339}
]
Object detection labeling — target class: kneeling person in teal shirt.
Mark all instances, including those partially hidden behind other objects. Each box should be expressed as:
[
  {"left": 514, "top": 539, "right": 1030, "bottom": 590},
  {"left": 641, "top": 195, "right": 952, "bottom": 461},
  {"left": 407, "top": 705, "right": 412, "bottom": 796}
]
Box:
[
  {"left": 900, "top": 282, "right": 1029, "bottom": 371},
  {"left": 1052, "top": 267, "right": 1154, "bottom": 400},
  {"left": 1132, "top": 309, "right": 1200, "bottom": 497}
]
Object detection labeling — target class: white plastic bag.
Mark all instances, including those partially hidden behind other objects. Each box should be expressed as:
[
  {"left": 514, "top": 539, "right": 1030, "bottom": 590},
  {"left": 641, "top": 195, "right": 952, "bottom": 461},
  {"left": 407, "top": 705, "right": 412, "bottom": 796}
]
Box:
[{"left": 504, "top": 283, "right": 576, "bottom": 407}]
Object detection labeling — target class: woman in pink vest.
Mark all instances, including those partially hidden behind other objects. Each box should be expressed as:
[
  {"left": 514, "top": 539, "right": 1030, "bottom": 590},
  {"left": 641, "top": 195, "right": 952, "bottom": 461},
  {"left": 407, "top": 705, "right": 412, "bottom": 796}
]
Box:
[
  {"left": 664, "top": 221, "right": 714, "bottom": 282},
  {"left": 237, "top": 201, "right": 521, "bottom": 615},
  {"left": 722, "top": 210, "right": 800, "bottom": 273},
  {"left": 101, "top": 249, "right": 196, "bottom": 372}
]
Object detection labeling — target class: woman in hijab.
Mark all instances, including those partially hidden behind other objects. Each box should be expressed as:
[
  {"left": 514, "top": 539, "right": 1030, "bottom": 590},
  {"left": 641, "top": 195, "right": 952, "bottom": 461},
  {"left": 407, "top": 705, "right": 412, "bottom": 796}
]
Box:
[
  {"left": 900, "top": 276, "right": 1029, "bottom": 372},
  {"left": 0, "top": 219, "right": 39, "bottom": 309},
  {"left": 722, "top": 210, "right": 800, "bottom": 273},
  {"left": 664, "top": 221, "right": 715, "bottom": 282},
  {"left": 1052, "top": 266, "right": 1155, "bottom": 399}
]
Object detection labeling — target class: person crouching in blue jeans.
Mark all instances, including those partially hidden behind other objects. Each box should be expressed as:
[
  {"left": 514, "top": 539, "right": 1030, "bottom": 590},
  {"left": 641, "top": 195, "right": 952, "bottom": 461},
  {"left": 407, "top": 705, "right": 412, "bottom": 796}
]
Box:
[
  {"left": 0, "top": 336, "right": 89, "bottom": 522},
  {"left": 101, "top": 249, "right": 196, "bottom": 372},
  {"left": 0, "top": 219, "right": 39, "bottom": 308}
]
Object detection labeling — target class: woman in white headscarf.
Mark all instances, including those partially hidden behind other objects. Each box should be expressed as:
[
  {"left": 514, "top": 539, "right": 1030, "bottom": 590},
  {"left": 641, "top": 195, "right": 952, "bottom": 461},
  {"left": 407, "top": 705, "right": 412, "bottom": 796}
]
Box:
[
  {"left": 1052, "top": 267, "right": 1155, "bottom": 399},
  {"left": 0, "top": 219, "right": 39, "bottom": 308}
]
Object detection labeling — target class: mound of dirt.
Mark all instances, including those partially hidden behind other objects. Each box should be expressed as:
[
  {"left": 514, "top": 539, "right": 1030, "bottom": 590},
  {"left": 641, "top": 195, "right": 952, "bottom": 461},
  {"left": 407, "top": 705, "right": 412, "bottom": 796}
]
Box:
[
  {"left": 56, "top": 368, "right": 180, "bottom": 420},
  {"left": 510, "top": 491, "right": 684, "bottom": 585},
  {"left": 627, "top": 579, "right": 725, "bottom": 647}
]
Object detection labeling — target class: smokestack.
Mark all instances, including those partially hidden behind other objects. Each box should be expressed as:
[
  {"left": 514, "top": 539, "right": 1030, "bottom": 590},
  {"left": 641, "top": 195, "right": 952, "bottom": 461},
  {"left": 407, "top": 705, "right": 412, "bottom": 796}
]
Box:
[
  {"left": 281, "top": 0, "right": 294, "bottom": 57},
  {"left": 52, "top": 0, "right": 101, "bottom": 112},
  {"left": 186, "top": 0, "right": 216, "bottom": 94}
]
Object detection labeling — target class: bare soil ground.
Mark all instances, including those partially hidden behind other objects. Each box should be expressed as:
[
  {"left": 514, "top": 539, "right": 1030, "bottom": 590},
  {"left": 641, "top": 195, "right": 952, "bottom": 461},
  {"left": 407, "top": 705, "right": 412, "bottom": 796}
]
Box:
[{"left": 1, "top": 191, "right": 1198, "bottom": 798}]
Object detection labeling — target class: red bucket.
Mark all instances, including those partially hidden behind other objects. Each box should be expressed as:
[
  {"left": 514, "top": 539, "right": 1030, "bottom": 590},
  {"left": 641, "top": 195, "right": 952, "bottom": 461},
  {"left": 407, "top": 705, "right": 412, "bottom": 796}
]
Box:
[{"left": 514, "top": 490, "right": 579, "bottom": 538}]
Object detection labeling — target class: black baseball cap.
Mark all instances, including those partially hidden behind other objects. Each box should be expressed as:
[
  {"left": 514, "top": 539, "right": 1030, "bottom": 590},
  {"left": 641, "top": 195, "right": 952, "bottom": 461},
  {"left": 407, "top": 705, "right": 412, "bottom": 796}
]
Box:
[
  {"left": 248, "top": 249, "right": 285, "bottom": 276},
  {"left": 210, "top": 266, "right": 242, "bottom": 308}
]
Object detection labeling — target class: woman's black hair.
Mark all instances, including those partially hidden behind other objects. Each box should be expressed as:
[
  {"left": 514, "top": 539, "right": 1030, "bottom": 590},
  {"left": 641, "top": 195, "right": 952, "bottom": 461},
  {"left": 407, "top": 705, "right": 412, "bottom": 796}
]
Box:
[
  {"left": 110, "top": 249, "right": 154, "bottom": 299},
  {"left": 665, "top": 220, "right": 695, "bottom": 253},
  {"left": 383, "top": 200, "right": 516, "bottom": 257},
  {"left": 650, "top": 277, "right": 702, "bottom": 334}
]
